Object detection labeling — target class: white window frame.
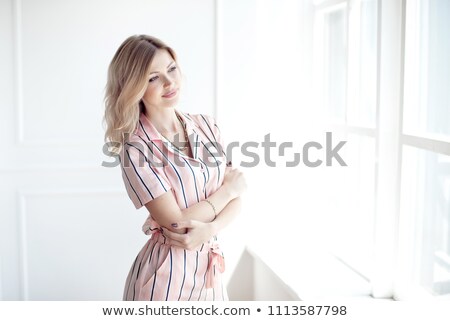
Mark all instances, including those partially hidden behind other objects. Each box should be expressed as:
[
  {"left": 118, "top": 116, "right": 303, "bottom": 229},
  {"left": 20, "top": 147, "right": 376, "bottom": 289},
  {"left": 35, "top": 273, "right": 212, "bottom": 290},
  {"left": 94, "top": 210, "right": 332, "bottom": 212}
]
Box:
[{"left": 314, "top": 0, "right": 450, "bottom": 300}]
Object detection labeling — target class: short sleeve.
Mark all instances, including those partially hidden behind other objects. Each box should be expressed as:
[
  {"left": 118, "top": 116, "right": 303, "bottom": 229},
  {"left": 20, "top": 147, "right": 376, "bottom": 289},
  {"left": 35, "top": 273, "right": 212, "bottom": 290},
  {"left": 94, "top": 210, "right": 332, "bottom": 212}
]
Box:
[{"left": 119, "top": 140, "right": 172, "bottom": 209}]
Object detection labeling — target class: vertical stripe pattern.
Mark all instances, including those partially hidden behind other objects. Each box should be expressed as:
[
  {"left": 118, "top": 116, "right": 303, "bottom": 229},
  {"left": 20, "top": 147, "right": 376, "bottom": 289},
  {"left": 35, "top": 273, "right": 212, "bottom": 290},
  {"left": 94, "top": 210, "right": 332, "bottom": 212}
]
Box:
[{"left": 120, "top": 111, "right": 229, "bottom": 301}]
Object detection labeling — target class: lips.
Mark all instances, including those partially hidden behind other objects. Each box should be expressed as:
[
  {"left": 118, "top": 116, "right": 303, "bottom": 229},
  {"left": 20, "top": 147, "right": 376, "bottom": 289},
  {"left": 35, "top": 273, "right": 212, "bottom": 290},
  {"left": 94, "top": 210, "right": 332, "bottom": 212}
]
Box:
[{"left": 162, "top": 89, "right": 178, "bottom": 98}]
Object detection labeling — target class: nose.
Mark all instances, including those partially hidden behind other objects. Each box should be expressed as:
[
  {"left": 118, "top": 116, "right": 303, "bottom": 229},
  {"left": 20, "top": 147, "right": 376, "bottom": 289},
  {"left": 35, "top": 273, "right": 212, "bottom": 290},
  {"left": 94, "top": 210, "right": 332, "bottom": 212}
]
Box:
[{"left": 162, "top": 74, "right": 175, "bottom": 88}]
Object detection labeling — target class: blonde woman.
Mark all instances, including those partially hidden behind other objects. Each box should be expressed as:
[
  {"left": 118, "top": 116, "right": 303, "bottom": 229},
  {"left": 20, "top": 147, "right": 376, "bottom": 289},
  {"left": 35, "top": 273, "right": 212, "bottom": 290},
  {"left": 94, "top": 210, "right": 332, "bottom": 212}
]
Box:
[{"left": 104, "top": 35, "right": 246, "bottom": 301}]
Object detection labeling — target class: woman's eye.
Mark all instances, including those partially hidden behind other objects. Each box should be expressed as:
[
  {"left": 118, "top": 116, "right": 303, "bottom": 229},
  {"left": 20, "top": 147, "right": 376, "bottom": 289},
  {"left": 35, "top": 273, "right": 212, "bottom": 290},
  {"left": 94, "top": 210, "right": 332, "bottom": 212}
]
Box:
[{"left": 149, "top": 66, "right": 176, "bottom": 82}]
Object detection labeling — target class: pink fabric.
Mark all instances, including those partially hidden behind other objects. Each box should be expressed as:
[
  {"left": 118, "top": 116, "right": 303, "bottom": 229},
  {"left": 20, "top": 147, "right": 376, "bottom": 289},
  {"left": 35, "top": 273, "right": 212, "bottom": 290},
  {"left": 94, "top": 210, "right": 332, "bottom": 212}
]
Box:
[
  {"left": 119, "top": 110, "right": 230, "bottom": 301},
  {"left": 206, "top": 243, "right": 225, "bottom": 289}
]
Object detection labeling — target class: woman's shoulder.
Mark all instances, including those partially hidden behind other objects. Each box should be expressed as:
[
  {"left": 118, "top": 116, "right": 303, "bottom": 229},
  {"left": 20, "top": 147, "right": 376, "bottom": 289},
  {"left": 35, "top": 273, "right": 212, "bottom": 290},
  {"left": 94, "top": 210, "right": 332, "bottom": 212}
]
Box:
[
  {"left": 183, "top": 112, "right": 216, "bottom": 128},
  {"left": 120, "top": 132, "right": 151, "bottom": 159}
]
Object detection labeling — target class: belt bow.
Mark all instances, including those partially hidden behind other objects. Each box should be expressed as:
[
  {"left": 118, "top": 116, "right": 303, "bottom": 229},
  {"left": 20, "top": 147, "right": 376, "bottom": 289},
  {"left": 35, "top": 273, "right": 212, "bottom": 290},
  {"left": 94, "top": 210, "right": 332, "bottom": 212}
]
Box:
[{"left": 206, "top": 242, "right": 225, "bottom": 289}]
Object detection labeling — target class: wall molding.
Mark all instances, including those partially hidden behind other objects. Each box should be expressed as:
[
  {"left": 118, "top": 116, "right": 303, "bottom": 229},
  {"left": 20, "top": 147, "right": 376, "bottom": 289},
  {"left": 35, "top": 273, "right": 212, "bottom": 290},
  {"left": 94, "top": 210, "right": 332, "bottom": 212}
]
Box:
[
  {"left": 17, "top": 188, "right": 124, "bottom": 300},
  {"left": 12, "top": 0, "right": 102, "bottom": 147},
  {"left": 0, "top": 255, "right": 3, "bottom": 300},
  {"left": 12, "top": 0, "right": 24, "bottom": 146}
]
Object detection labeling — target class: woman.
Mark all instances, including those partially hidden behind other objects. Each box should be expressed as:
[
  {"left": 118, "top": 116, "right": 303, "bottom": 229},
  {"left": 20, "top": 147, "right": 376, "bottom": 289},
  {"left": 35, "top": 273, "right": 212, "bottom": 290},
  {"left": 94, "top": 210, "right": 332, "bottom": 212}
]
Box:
[{"left": 103, "top": 34, "right": 246, "bottom": 301}]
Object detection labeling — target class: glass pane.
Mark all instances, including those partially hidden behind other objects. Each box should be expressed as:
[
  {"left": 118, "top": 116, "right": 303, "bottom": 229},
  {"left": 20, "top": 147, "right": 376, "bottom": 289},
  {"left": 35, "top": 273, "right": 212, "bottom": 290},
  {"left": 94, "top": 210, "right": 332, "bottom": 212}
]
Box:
[
  {"left": 326, "top": 133, "right": 376, "bottom": 278},
  {"left": 426, "top": 0, "right": 450, "bottom": 137},
  {"left": 324, "top": 8, "right": 347, "bottom": 121},
  {"left": 404, "top": 0, "right": 450, "bottom": 138},
  {"left": 401, "top": 146, "right": 450, "bottom": 296},
  {"left": 358, "top": 0, "right": 377, "bottom": 127}
]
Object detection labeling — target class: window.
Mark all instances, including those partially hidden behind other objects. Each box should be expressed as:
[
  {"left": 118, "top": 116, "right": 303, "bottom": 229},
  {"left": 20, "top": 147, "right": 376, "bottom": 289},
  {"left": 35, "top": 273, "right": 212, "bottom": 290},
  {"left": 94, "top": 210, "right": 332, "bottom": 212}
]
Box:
[
  {"left": 399, "top": 0, "right": 450, "bottom": 298},
  {"left": 403, "top": 0, "right": 450, "bottom": 139},
  {"left": 314, "top": 2, "right": 348, "bottom": 123},
  {"left": 400, "top": 147, "right": 450, "bottom": 296},
  {"left": 313, "top": 0, "right": 378, "bottom": 282},
  {"left": 315, "top": 0, "right": 450, "bottom": 299}
]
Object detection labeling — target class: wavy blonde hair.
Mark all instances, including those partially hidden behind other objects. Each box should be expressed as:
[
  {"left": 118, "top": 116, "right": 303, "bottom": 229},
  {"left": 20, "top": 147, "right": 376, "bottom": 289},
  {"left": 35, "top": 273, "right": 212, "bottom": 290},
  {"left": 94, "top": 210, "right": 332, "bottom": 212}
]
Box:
[{"left": 103, "top": 35, "right": 178, "bottom": 153}]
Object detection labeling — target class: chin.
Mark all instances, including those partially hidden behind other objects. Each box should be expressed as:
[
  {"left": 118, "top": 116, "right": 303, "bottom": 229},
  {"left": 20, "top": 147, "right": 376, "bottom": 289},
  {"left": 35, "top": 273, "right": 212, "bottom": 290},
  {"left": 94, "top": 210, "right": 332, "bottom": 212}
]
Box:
[{"left": 161, "top": 98, "right": 180, "bottom": 107}]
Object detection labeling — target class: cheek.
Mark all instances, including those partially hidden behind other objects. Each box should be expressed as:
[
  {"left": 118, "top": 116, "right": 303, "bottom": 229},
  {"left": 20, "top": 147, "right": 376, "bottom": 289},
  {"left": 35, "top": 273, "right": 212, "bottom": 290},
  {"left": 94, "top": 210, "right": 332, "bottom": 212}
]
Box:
[{"left": 142, "top": 84, "right": 159, "bottom": 100}]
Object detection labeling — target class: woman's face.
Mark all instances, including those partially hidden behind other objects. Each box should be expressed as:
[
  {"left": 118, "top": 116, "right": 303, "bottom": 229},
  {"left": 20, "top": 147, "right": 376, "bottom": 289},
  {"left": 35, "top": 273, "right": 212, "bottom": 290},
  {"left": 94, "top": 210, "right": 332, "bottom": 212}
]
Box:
[{"left": 141, "top": 49, "right": 181, "bottom": 110}]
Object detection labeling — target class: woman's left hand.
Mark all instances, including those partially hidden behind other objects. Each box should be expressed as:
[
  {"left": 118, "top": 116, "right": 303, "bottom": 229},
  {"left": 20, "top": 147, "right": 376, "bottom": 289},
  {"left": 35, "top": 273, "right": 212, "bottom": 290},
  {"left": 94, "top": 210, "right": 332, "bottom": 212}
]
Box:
[{"left": 161, "top": 220, "right": 216, "bottom": 250}]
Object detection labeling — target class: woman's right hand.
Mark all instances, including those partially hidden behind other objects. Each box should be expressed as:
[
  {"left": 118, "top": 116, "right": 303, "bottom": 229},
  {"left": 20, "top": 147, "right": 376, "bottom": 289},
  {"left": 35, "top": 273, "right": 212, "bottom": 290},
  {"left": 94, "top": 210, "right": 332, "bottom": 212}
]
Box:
[{"left": 223, "top": 167, "right": 247, "bottom": 199}]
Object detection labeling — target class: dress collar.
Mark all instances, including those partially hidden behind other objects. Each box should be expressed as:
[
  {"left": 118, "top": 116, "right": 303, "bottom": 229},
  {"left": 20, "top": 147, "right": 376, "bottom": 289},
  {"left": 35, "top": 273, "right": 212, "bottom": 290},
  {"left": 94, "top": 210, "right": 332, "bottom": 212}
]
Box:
[
  {"left": 134, "top": 109, "right": 198, "bottom": 142},
  {"left": 134, "top": 109, "right": 201, "bottom": 160}
]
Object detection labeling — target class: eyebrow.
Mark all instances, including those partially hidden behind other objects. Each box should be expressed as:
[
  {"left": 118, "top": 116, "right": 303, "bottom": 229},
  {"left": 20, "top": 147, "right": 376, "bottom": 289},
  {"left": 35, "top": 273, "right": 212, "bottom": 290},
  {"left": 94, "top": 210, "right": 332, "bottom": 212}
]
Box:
[{"left": 149, "top": 62, "right": 175, "bottom": 75}]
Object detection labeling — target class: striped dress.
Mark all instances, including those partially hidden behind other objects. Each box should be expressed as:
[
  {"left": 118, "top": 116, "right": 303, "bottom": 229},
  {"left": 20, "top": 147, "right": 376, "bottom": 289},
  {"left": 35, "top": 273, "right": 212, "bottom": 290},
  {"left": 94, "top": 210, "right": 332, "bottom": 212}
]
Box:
[{"left": 119, "top": 110, "right": 230, "bottom": 301}]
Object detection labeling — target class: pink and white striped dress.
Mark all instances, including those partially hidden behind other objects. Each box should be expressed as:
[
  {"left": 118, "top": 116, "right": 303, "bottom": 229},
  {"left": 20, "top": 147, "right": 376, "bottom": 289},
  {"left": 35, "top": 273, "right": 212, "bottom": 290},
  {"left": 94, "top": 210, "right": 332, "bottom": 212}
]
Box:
[{"left": 119, "top": 110, "right": 230, "bottom": 301}]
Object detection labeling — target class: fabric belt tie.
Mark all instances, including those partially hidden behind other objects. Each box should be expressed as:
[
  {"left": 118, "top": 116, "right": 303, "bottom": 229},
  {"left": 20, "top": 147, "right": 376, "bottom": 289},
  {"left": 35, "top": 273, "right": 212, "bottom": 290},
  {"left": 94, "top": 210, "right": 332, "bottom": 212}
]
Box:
[{"left": 206, "top": 243, "right": 225, "bottom": 289}]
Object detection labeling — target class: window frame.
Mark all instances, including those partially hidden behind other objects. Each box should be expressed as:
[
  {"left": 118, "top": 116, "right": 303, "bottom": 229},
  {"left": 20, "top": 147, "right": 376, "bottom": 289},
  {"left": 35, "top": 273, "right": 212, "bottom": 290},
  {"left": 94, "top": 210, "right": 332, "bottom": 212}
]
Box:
[{"left": 314, "top": 0, "right": 450, "bottom": 300}]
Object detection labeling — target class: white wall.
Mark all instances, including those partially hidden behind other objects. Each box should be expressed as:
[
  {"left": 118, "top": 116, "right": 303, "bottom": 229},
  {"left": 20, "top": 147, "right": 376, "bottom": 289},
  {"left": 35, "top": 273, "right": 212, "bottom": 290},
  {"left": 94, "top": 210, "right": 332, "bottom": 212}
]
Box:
[
  {"left": 218, "top": 0, "right": 316, "bottom": 289},
  {"left": 0, "top": 0, "right": 317, "bottom": 301},
  {"left": 0, "top": 0, "right": 216, "bottom": 300}
]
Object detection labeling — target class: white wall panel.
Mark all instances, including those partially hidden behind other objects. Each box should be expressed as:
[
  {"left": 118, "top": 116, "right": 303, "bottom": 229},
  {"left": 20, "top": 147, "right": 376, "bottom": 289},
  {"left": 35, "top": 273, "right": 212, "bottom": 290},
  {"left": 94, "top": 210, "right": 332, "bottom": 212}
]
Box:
[
  {"left": 0, "top": 255, "right": 3, "bottom": 300},
  {"left": 1, "top": 0, "right": 216, "bottom": 300},
  {"left": 18, "top": 189, "right": 145, "bottom": 300},
  {"left": 2, "top": 0, "right": 215, "bottom": 167}
]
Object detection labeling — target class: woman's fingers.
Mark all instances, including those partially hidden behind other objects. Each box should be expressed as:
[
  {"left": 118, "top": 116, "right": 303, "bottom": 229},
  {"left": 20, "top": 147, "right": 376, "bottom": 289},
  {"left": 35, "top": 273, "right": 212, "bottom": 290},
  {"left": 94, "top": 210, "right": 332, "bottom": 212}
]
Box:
[
  {"left": 171, "top": 220, "right": 198, "bottom": 229},
  {"left": 161, "top": 220, "right": 211, "bottom": 251},
  {"left": 161, "top": 227, "right": 184, "bottom": 241},
  {"left": 161, "top": 226, "right": 194, "bottom": 250}
]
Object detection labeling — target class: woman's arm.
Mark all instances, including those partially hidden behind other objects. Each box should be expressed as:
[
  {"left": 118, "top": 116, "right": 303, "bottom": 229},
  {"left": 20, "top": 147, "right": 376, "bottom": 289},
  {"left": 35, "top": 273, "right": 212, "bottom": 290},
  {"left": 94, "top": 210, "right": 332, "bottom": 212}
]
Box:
[
  {"left": 145, "top": 167, "right": 245, "bottom": 234},
  {"left": 161, "top": 197, "right": 242, "bottom": 250},
  {"left": 210, "top": 196, "right": 242, "bottom": 234},
  {"left": 144, "top": 183, "right": 236, "bottom": 234}
]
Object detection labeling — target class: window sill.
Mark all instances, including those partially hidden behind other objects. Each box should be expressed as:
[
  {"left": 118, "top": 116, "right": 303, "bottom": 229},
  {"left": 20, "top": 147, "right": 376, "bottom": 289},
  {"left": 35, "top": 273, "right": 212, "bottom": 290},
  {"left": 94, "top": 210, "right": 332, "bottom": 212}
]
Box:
[{"left": 245, "top": 244, "right": 380, "bottom": 300}]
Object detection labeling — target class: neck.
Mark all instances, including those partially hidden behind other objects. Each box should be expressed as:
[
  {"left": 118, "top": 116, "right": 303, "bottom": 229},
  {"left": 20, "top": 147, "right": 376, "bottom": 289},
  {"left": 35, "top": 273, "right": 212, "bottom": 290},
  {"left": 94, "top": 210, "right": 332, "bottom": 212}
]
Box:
[{"left": 144, "top": 106, "right": 181, "bottom": 135}]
